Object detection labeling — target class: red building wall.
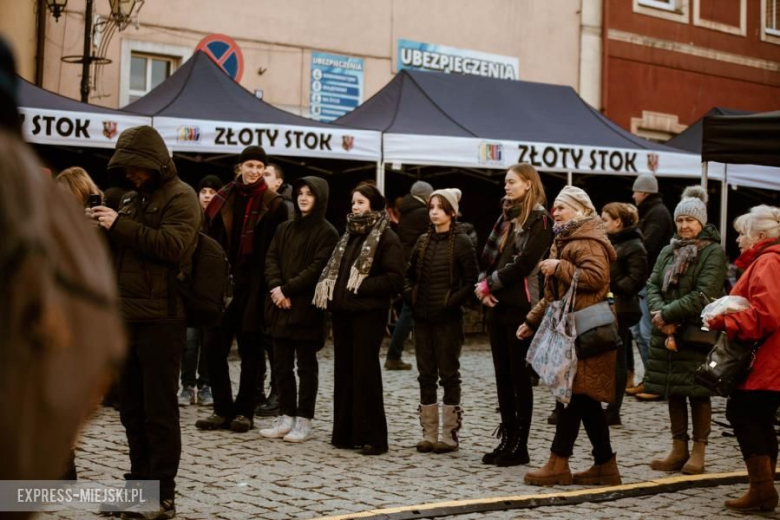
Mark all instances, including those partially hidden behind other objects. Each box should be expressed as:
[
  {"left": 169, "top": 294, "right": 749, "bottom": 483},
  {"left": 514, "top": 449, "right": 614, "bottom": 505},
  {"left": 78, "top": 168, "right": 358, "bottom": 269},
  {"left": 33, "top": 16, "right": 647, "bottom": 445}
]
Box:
[{"left": 604, "top": 0, "right": 780, "bottom": 132}]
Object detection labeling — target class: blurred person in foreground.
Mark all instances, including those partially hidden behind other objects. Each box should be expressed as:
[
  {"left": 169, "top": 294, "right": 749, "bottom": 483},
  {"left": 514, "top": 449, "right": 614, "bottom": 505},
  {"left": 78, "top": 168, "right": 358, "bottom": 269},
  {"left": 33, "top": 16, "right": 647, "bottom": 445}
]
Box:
[
  {"left": 0, "top": 35, "right": 125, "bottom": 515},
  {"left": 708, "top": 205, "right": 780, "bottom": 513}
]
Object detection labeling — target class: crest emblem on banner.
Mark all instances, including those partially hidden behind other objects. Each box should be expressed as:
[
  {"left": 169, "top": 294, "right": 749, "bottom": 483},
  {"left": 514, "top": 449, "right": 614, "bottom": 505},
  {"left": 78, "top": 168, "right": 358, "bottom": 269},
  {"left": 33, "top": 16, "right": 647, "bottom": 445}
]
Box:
[
  {"left": 177, "top": 126, "right": 201, "bottom": 143},
  {"left": 342, "top": 135, "right": 354, "bottom": 152},
  {"left": 647, "top": 153, "right": 659, "bottom": 173},
  {"left": 478, "top": 142, "right": 503, "bottom": 165},
  {"left": 102, "top": 121, "right": 118, "bottom": 140}
]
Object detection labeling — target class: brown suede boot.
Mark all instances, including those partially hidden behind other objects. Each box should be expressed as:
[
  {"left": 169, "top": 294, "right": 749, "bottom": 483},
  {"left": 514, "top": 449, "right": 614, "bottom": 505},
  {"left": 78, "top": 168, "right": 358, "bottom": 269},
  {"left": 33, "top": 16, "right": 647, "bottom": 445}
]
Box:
[
  {"left": 524, "top": 453, "right": 573, "bottom": 486},
  {"left": 725, "top": 455, "right": 779, "bottom": 513},
  {"left": 650, "top": 439, "right": 689, "bottom": 471},
  {"left": 573, "top": 454, "right": 622, "bottom": 486},
  {"left": 681, "top": 442, "right": 706, "bottom": 475}
]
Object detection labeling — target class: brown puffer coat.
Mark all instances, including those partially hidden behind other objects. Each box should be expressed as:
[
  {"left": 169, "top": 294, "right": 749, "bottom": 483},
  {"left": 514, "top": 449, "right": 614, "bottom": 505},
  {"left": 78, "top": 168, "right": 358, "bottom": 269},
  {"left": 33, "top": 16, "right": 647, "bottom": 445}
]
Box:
[
  {"left": 525, "top": 216, "right": 618, "bottom": 404},
  {"left": 107, "top": 126, "right": 202, "bottom": 322}
]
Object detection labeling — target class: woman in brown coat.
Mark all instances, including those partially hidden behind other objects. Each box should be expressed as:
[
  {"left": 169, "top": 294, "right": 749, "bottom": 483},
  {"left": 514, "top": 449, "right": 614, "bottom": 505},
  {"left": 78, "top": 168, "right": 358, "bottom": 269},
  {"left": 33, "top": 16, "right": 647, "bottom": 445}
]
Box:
[{"left": 518, "top": 186, "right": 620, "bottom": 486}]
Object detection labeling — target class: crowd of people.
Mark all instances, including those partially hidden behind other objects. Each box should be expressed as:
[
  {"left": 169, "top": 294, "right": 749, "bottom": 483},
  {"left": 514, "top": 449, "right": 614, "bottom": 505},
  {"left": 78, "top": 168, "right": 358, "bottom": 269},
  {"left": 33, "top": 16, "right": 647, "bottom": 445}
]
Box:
[{"left": 7, "top": 112, "right": 780, "bottom": 518}]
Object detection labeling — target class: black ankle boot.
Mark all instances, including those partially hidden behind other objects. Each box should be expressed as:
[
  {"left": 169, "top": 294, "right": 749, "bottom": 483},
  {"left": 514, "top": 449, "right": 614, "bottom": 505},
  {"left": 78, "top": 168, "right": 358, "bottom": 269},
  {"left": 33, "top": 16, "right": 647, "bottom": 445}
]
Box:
[
  {"left": 482, "top": 424, "right": 510, "bottom": 465},
  {"left": 495, "top": 426, "right": 530, "bottom": 467}
]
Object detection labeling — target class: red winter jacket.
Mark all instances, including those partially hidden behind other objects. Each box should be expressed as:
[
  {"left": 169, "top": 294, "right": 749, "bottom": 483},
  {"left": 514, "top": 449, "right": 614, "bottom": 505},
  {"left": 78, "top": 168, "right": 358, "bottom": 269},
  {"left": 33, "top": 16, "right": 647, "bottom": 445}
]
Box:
[{"left": 720, "top": 241, "right": 780, "bottom": 391}]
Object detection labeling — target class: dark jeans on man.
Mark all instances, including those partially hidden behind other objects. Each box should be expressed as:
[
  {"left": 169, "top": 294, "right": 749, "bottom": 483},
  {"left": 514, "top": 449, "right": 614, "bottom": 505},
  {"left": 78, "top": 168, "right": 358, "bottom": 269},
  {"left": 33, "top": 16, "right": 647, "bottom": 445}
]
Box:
[
  {"left": 414, "top": 319, "right": 463, "bottom": 405},
  {"left": 119, "top": 322, "right": 185, "bottom": 501},
  {"left": 727, "top": 390, "right": 780, "bottom": 461},
  {"left": 181, "top": 327, "right": 209, "bottom": 389},
  {"left": 488, "top": 321, "right": 533, "bottom": 430},
  {"left": 387, "top": 302, "right": 413, "bottom": 361},
  {"left": 273, "top": 338, "right": 319, "bottom": 419},
  {"left": 205, "top": 325, "right": 261, "bottom": 420},
  {"left": 552, "top": 393, "right": 614, "bottom": 464}
]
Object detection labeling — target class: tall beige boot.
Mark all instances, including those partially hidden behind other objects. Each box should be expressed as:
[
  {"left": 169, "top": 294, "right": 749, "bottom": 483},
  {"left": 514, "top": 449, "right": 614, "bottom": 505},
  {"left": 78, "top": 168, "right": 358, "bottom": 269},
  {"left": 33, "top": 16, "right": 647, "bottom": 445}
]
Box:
[
  {"left": 416, "top": 403, "right": 438, "bottom": 453},
  {"left": 682, "top": 442, "right": 706, "bottom": 475},
  {"left": 650, "top": 439, "right": 689, "bottom": 471},
  {"left": 433, "top": 404, "right": 462, "bottom": 453}
]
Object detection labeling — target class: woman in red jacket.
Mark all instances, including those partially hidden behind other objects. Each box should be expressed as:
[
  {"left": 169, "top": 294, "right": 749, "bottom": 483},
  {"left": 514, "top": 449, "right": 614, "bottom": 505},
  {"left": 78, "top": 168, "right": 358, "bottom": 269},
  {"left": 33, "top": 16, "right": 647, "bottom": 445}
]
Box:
[{"left": 708, "top": 205, "right": 780, "bottom": 513}]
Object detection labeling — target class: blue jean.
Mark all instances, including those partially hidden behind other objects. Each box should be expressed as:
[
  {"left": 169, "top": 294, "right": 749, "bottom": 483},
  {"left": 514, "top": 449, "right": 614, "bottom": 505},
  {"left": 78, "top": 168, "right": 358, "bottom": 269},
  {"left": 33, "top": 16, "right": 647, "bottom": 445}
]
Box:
[
  {"left": 630, "top": 287, "right": 652, "bottom": 377},
  {"left": 181, "top": 327, "right": 209, "bottom": 389},
  {"left": 387, "top": 302, "right": 414, "bottom": 361}
]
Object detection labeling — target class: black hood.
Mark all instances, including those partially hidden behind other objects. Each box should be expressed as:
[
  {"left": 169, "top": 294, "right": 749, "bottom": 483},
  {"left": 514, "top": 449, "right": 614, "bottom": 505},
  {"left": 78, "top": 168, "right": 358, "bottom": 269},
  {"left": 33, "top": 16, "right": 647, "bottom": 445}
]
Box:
[
  {"left": 292, "top": 176, "right": 329, "bottom": 221},
  {"left": 278, "top": 182, "right": 293, "bottom": 201},
  {"left": 107, "top": 125, "right": 176, "bottom": 191}
]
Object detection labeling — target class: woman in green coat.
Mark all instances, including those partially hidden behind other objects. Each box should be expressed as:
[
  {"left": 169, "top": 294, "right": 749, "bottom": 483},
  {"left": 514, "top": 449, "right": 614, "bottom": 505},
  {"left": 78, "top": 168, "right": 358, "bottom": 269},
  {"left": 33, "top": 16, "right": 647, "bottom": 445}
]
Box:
[{"left": 644, "top": 186, "right": 727, "bottom": 476}]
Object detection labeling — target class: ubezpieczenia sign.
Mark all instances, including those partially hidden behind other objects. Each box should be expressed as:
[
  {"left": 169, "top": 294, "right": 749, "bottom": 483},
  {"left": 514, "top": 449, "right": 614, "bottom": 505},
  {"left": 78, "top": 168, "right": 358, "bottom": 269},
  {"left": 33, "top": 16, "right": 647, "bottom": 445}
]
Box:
[{"left": 397, "top": 39, "right": 519, "bottom": 80}]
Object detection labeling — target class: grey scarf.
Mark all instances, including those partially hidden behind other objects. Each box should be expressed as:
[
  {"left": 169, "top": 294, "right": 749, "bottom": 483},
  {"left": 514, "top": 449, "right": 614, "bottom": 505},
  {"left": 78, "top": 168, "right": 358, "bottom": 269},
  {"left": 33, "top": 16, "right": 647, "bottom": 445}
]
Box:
[
  {"left": 313, "top": 210, "right": 390, "bottom": 309},
  {"left": 662, "top": 238, "right": 712, "bottom": 292}
]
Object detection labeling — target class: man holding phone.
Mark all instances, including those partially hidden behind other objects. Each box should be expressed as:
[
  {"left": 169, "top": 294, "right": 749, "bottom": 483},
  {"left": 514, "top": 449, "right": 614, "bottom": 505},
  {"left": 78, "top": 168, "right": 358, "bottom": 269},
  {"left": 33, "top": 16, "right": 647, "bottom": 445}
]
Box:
[{"left": 88, "top": 125, "right": 201, "bottom": 519}]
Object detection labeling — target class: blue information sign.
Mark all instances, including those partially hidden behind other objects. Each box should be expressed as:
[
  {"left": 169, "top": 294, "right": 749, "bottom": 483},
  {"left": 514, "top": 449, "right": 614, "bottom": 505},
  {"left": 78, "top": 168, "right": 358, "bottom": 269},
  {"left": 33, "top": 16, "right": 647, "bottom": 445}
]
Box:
[{"left": 310, "top": 52, "right": 364, "bottom": 123}]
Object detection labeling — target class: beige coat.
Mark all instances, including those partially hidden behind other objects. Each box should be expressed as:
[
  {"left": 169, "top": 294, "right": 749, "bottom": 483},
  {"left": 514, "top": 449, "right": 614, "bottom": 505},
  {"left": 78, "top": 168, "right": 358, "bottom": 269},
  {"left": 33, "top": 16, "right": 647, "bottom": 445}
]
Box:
[{"left": 525, "top": 217, "right": 618, "bottom": 403}]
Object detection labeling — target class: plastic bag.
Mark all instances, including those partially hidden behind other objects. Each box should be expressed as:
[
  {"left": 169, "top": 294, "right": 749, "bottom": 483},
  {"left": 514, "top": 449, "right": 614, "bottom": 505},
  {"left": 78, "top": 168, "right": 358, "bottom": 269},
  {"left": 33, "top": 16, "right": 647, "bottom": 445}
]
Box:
[{"left": 701, "top": 296, "right": 751, "bottom": 329}]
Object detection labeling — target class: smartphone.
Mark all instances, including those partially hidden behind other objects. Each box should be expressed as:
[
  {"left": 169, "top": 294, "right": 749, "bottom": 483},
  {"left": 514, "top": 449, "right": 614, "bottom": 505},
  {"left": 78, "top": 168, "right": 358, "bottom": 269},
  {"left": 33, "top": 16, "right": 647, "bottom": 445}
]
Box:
[{"left": 87, "top": 194, "right": 102, "bottom": 208}]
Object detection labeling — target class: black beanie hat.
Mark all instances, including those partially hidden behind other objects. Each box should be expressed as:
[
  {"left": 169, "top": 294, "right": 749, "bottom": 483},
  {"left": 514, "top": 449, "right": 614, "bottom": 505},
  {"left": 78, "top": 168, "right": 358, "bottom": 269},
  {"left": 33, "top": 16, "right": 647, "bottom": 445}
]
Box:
[
  {"left": 198, "top": 175, "right": 223, "bottom": 192},
  {"left": 238, "top": 145, "right": 268, "bottom": 166}
]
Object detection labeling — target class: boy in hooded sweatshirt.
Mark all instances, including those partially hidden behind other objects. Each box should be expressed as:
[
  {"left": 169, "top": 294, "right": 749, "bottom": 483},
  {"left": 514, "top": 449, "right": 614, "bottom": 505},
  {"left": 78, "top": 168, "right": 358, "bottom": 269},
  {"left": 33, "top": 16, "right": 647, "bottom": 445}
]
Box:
[{"left": 260, "top": 177, "right": 339, "bottom": 442}]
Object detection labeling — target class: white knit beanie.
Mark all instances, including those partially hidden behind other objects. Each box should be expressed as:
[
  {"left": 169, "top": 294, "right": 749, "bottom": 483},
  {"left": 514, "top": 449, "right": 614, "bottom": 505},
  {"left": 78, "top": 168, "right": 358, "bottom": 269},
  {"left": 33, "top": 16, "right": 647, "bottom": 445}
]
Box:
[
  {"left": 555, "top": 186, "right": 597, "bottom": 217},
  {"left": 674, "top": 186, "right": 708, "bottom": 225},
  {"left": 430, "top": 188, "right": 461, "bottom": 215}
]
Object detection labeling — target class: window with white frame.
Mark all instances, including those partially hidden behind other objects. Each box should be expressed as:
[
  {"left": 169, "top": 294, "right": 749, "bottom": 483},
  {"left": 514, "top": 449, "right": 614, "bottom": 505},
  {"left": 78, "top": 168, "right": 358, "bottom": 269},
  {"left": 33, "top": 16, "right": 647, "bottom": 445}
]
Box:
[
  {"left": 768, "top": 0, "right": 780, "bottom": 35},
  {"left": 128, "top": 53, "right": 177, "bottom": 103},
  {"left": 638, "top": 0, "right": 677, "bottom": 12}
]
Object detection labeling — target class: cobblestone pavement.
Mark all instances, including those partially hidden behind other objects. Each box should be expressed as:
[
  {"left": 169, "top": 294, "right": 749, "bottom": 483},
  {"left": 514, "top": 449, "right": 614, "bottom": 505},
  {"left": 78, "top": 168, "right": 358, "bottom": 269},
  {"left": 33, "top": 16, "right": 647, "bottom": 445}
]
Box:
[{"left": 40, "top": 336, "right": 779, "bottom": 519}]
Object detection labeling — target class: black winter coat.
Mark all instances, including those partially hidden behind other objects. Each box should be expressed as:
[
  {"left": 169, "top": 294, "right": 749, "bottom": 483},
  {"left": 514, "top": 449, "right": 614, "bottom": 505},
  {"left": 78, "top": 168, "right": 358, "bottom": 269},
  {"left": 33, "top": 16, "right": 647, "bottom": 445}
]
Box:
[
  {"left": 264, "top": 177, "right": 339, "bottom": 343},
  {"left": 637, "top": 194, "right": 674, "bottom": 270},
  {"left": 482, "top": 208, "right": 553, "bottom": 325},
  {"left": 107, "top": 126, "right": 202, "bottom": 323},
  {"left": 404, "top": 226, "right": 479, "bottom": 323},
  {"left": 608, "top": 226, "right": 648, "bottom": 326},
  {"left": 207, "top": 182, "right": 290, "bottom": 332},
  {"left": 327, "top": 226, "right": 405, "bottom": 313},
  {"left": 397, "top": 194, "right": 430, "bottom": 261}
]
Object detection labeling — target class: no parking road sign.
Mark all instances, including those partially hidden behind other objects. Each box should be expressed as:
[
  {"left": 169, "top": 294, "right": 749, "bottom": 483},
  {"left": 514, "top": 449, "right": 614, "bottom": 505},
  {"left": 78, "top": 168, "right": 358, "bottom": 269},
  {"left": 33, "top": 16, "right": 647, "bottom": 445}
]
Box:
[{"left": 196, "top": 34, "right": 244, "bottom": 82}]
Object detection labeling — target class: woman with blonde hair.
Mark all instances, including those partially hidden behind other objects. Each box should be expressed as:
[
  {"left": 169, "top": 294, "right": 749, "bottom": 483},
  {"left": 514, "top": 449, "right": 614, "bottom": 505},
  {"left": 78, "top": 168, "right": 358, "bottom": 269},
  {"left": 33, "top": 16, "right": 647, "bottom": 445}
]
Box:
[
  {"left": 476, "top": 163, "right": 553, "bottom": 467},
  {"left": 520, "top": 185, "right": 620, "bottom": 486},
  {"left": 54, "top": 166, "right": 102, "bottom": 208},
  {"left": 708, "top": 205, "right": 780, "bottom": 512}
]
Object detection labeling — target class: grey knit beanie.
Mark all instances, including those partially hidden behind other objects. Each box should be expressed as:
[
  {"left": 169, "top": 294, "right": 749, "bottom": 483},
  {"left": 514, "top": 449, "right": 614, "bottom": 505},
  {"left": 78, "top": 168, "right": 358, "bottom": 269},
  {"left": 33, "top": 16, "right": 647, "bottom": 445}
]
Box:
[
  {"left": 674, "top": 186, "right": 708, "bottom": 226},
  {"left": 410, "top": 180, "right": 434, "bottom": 201},
  {"left": 632, "top": 173, "right": 658, "bottom": 194}
]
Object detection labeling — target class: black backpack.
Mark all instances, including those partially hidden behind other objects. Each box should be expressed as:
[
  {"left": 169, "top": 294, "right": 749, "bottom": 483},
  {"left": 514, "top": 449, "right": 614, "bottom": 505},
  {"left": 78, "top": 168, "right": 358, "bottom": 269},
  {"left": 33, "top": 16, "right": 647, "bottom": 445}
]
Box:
[{"left": 177, "top": 232, "right": 231, "bottom": 327}]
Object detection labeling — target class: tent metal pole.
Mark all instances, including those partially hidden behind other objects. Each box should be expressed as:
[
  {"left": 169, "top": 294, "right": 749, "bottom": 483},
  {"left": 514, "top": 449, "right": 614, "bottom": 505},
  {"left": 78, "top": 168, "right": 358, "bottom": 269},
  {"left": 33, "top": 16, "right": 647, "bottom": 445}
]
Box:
[
  {"left": 720, "top": 165, "right": 728, "bottom": 248},
  {"left": 567, "top": 171, "right": 573, "bottom": 186},
  {"left": 701, "top": 161, "right": 708, "bottom": 191},
  {"left": 376, "top": 161, "right": 386, "bottom": 194}
]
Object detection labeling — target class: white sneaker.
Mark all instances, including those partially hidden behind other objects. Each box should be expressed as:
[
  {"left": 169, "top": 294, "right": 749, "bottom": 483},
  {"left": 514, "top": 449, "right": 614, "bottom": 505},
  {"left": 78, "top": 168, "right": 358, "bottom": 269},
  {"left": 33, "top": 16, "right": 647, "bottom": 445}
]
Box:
[
  {"left": 283, "top": 417, "right": 313, "bottom": 443},
  {"left": 259, "top": 415, "right": 295, "bottom": 439}
]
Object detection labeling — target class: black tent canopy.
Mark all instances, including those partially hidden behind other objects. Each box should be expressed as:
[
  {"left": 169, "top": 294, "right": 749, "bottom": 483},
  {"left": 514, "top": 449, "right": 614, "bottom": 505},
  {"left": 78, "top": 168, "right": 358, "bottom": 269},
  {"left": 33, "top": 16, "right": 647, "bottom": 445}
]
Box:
[
  {"left": 337, "top": 69, "right": 700, "bottom": 178},
  {"left": 17, "top": 77, "right": 151, "bottom": 148},
  {"left": 703, "top": 110, "right": 780, "bottom": 167},
  {"left": 123, "top": 51, "right": 381, "bottom": 162}
]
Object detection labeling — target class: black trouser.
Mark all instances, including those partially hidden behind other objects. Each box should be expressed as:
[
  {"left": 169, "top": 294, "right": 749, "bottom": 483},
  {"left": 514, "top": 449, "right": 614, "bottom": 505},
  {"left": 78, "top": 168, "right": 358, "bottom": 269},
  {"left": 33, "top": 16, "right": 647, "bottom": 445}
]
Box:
[
  {"left": 414, "top": 319, "right": 464, "bottom": 405},
  {"left": 331, "top": 309, "right": 388, "bottom": 449},
  {"left": 273, "top": 338, "right": 319, "bottom": 419},
  {"left": 257, "top": 332, "right": 277, "bottom": 398},
  {"left": 488, "top": 321, "right": 533, "bottom": 430},
  {"left": 119, "top": 322, "right": 185, "bottom": 501},
  {"left": 205, "top": 325, "right": 261, "bottom": 420},
  {"left": 727, "top": 390, "right": 780, "bottom": 461},
  {"left": 552, "top": 393, "right": 614, "bottom": 464},
  {"left": 606, "top": 324, "right": 631, "bottom": 417}
]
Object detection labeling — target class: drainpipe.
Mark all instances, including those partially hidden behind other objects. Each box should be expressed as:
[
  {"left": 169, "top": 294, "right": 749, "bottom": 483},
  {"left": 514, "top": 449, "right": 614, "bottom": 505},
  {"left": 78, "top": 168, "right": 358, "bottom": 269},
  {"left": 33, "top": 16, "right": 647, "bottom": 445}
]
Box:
[
  {"left": 600, "top": 0, "right": 609, "bottom": 114},
  {"left": 35, "top": 0, "right": 46, "bottom": 86}
]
